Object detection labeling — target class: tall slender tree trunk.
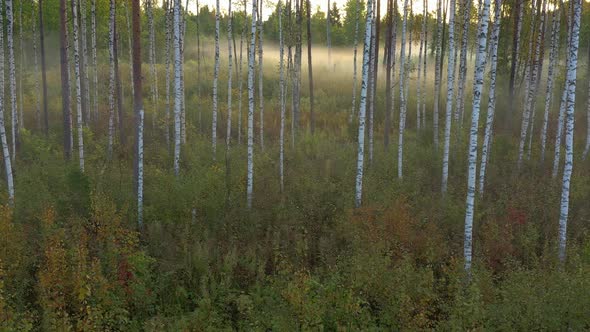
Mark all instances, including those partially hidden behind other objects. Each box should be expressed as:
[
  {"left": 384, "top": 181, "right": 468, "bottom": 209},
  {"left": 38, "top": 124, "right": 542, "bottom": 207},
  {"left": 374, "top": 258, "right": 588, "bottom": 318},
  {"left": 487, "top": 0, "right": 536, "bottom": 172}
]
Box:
[
  {"left": 131, "top": 0, "right": 144, "bottom": 228},
  {"left": 0, "top": 0, "right": 14, "bottom": 203},
  {"left": 397, "top": 0, "right": 408, "bottom": 179},
  {"left": 80, "top": 0, "right": 90, "bottom": 123},
  {"left": 59, "top": 0, "right": 72, "bottom": 160},
  {"left": 108, "top": 0, "right": 116, "bottom": 159},
  {"left": 508, "top": 0, "right": 523, "bottom": 116},
  {"left": 368, "top": 2, "right": 376, "bottom": 165},
  {"left": 478, "top": 0, "right": 502, "bottom": 196},
  {"left": 6, "top": 0, "right": 18, "bottom": 160},
  {"left": 541, "top": 2, "right": 560, "bottom": 162},
  {"left": 91, "top": 0, "right": 98, "bottom": 121},
  {"left": 279, "top": 0, "right": 286, "bottom": 193},
  {"left": 40, "top": 0, "right": 49, "bottom": 135},
  {"left": 327, "top": 0, "right": 332, "bottom": 69},
  {"left": 421, "top": 0, "right": 427, "bottom": 129},
  {"left": 114, "top": 23, "right": 124, "bottom": 147},
  {"left": 384, "top": 0, "right": 394, "bottom": 147},
  {"left": 173, "top": 0, "right": 182, "bottom": 176},
  {"left": 258, "top": 0, "right": 265, "bottom": 149},
  {"left": 354, "top": 0, "right": 374, "bottom": 208},
  {"left": 226, "top": 0, "right": 233, "bottom": 151},
  {"left": 33, "top": 0, "right": 41, "bottom": 130},
  {"left": 433, "top": 0, "right": 442, "bottom": 150},
  {"left": 237, "top": 0, "right": 246, "bottom": 144},
  {"left": 147, "top": 0, "right": 159, "bottom": 129},
  {"left": 212, "top": 0, "right": 220, "bottom": 160},
  {"left": 441, "top": 0, "right": 457, "bottom": 194},
  {"left": 464, "top": 0, "right": 491, "bottom": 273},
  {"left": 416, "top": 4, "right": 425, "bottom": 130},
  {"left": 18, "top": 0, "right": 23, "bottom": 130},
  {"left": 558, "top": 0, "right": 581, "bottom": 264},
  {"left": 306, "top": 0, "right": 315, "bottom": 135},
  {"left": 123, "top": 0, "right": 135, "bottom": 106},
  {"left": 247, "top": 0, "right": 258, "bottom": 208},
  {"left": 350, "top": 0, "right": 361, "bottom": 123},
  {"left": 455, "top": 0, "right": 472, "bottom": 127},
  {"left": 71, "top": 0, "right": 85, "bottom": 172},
  {"left": 164, "top": 0, "right": 172, "bottom": 149}
]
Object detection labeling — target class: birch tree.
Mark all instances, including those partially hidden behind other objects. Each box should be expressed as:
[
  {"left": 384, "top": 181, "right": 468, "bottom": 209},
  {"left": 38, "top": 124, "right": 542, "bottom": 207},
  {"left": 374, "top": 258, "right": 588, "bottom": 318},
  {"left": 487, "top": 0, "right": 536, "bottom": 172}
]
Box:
[
  {"left": 40, "top": 0, "right": 49, "bottom": 135},
  {"left": 0, "top": 0, "right": 14, "bottom": 203},
  {"left": 433, "top": 0, "right": 442, "bottom": 149},
  {"left": 508, "top": 0, "right": 523, "bottom": 113},
  {"left": 306, "top": 0, "right": 315, "bottom": 134},
  {"left": 174, "top": 0, "right": 182, "bottom": 176},
  {"left": 350, "top": 0, "right": 360, "bottom": 123},
  {"left": 368, "top": 3, "right": 376, "bottom": 164},
  {"left": 478, "top": 0, "right": 501, "bottom": 196},
  {"left": 123, "top": 0, "right": 135, "bottom": 104},
  {"left": 212, "top": 0, "right": 220, "bottom": 159},
  {"left": 59, "top": 0, "right": 73, "bottom": 160},
  {"left": 397, "top": 0, "right": 408, "bottom": 179},
  {"left": 455, "top": 0, "right": 472, "bottom": 127},
  {"left": 130, "top": 0, "right": 144, "bottom": 227},
  {"left": 6, "top": 0, "right": 18, "bottom": 159},
  {"left": 18, "top": 0, "right": 23, "bottom": 130},
  {"left": 71, "top": 0, "right": 85, "bottom": 172},
  {"left": 32, "top": 0, "right": 41, "bottom": 129},
  {"left": 80, "top": 0, "right": 90, "bottom": 123},
  {"left": 441, "top": 0, "right": 457, "bottom": 194},
  {"left": 279, "top": 0, "right": 286, "bottom": 193},
  {"left": 238, "top": 0, "right": 246, "bottom": 144},
  {"left": 108, "top": 0, "right": 116, "bottom": 159},
  {"left": 247, "top": 0, "right": 257, "bottom": 208},
  {"left": 354, "top": 0, "right": 374, "bottom": 208},
  {"left": 147, "top": 0, "right": 159, "bottom": 128},
  {"left": 258, "top": 0, "right": 265, "bottom": 149},
  {"left": 557, "top": 0, "right": 581, "bottom": 263},
  {"left": 416, "top": 3, "right": 425, "bottom": 130},
  {"left": 164, "top": 0, "right": 172, "bottom": 149},
  {"left": 226, "top": 0, "right": 233, "bottom": 150},
  {"left": 464, "top": 0, "right": 491, "bottom": 272},
  {"left": 541, "top": 3, "right": 560, "bottom": 162},
  {"left": 91, "top": 0, "right": 98, "bottom": 121}
]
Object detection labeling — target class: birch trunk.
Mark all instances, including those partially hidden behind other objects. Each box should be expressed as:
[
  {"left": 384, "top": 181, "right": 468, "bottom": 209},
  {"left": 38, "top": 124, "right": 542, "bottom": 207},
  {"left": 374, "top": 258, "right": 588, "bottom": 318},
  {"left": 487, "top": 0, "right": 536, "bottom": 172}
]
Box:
[
  {"left": 247, "top": 0, "right": 257, "bottom": 208},
  {"left": 368, "top": 3, "right": 376, "bottom": 165},
  {"left": 147, "top": 0, "right": 159, "bottom": 129},
  {"left": 238, "top": 0, "right": 246, "bottom": 144},
  {"left": 421, "top": 0, "right": 427, "bottom": 129},
  {"left": 354, "top": 0, "right": 374, "bottom": 208},
  {"left": 91, "top": 0, "right": 98, "bottom": 121},
  {"left": 279, "top": 0, "right": 286, "bottom": 193},
  {"left": 434, "top": 0, "right": 442, "bottom": 150},
  {"left": 165, "top": 0, "right": 171, "bottom": 149},
  {"left": 123, "top": 1, "right": 135, "bottom": 108},
  {"left": 306, "top": 0, "right": 315, "bottom": 135},
  {"left": 173, "top": 0, "right": 182, "bottom": 176},
  {"left": 59, "top": 0, "right": 73, "bottom": 160},
  {"left": 40, "top": 0, "right": 49, "bottom": 135},
  {"left": 226, "top": 0, "right": 233, "bottom": 150},
  {"left": 108, "top": 0, "right": 116, "bottom": 159},
  {"left": 33, "top": 0, "right": 41, "bottom": 129},
  {"left": 212, "top": 0, "right": 220, "bottom": 159},
  {"left": 384, "top": 0, "right": 394, "bottom": 147},
  {"left": 258, "top": 1, "right": 265, "bottom": 150},
  {"left": 350, "top": 0, "right": 360, "bottom": 123},
  {"left": 131, "top": 0, "right": 144, "bottom": 228},
  {"left": 397, "top": 0, "right": 409, "bottom": 179},
  {"left": 558, "top": 0, "right": 581, "bottom": 264},
  {"left": 416, "top": 5, "right": 425, "bottom": 130},
  {"left": 71, "top": 0, "right": 85, "bottom": 172},
  {"left": 80, "top": 0, "right": 90, "bottom": 123},
  {"left": 464, "top": 0, "right": 491, "bottom": 272},
  {"left": 541, "top": 5, "right": 560, "bottom": 162},
  {"left": 0, "top": 0, "right": 14, "bottom": 203},
  {"left": 478, "top": 0, "right": 501, "bottom": 197},
  {"left": 455, "top": 0, "right": 472, "bottom": 127},
  {"left": 508, "top": 0, "right": 523, "bottom": 114},
  {"left": 441, "top": 0, "right": 457, "bottom": 193},
  {"left": 18, "top": 0, "right": 23, "bottom": 130},
  {"left": 6, "top": 0, "right": 18, "bottom": 159}
]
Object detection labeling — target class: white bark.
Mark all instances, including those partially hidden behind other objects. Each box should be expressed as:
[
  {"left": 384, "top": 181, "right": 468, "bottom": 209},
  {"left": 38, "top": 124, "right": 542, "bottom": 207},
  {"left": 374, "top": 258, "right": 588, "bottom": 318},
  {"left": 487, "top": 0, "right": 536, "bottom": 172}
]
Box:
[
  {"left": 123, "top": 0, "right": 135, "bottom": 106},
  {"left": 397, "top": 0, "right": 409, "bottom": 179},
  {"left": 165, "top": 1, "right": 172, "bottom": 149},
  {"left": 416, "top": 4, "right": 425, "bottom": 130},
  {"left": 279, "top": 0, "right": 286, "bottom": 193},
  {"left": 174, "top": 0, "right": 182, "bottom": 176},
  {"left": 18, "top": 0, "right": 23, "bottom": 130},
  {"left": 226, "top": 0, "right": 233, "bottom": 150},
  {"left": 541, "top": 6, "right": 560, "bottom": 162},
  {"left": 441, "top": 0, "right": 457, "bottom": 193},
  {"left": 247, "top": 0, "right": 257, "bottom": 208},
  {"left": 558, "top": 0, "right": 581, "bottom": 264},
  {"left": 478, "top": 0, "right": 501, "bottom": 196},
  {"left": 350, "top": 0, "right": 360, "bottom": 123},
  {"left": 80, "top": 0, "right": 90, "bottom": 123},
  {"left": 71, "top": 0, "right": 84, "bottom": 172},
  {"left": 455, "top": 0, "right": 472, "bottom": 127},
  {"left": 354, "top": 0, "right": 374, "bottom": 208},
  {"left": 464, "top": 0, "right": 491, "bottom": 272},
  {"left": 433, "top": 0, "right": 442, "bottom": 150},
  {"left": 6, "top": 0, "right": 17, "bottom": 160},
  {"left": 0, "top": 3, "right": 14, "bottom": 203},
  {"left": 258, "top": 3, "right": 265, "bottom": 151},
  {"left": 213, "top": 0, "right": 220, "bottom": 159},
  {"left": 108, "top": 0, "right": 116, "bottom": 159},
  {"left": 368, "top": 3, "right": 376, "bottom": 165},
  {"left": 238, "top": 0, "right": 246, "bottom": 144},
  {"left": 421, "top": 0, "right": 427, "bottom": 129},
  {"left": 91, "top": 0, "right": 98, "bottom": 121}
]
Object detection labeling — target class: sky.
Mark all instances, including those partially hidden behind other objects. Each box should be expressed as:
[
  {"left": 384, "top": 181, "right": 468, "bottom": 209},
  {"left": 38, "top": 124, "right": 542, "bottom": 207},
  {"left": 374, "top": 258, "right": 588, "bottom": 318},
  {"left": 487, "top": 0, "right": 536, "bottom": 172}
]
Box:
[{"left": 186, "top": 0, "right": 432, "bottom": 20}]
